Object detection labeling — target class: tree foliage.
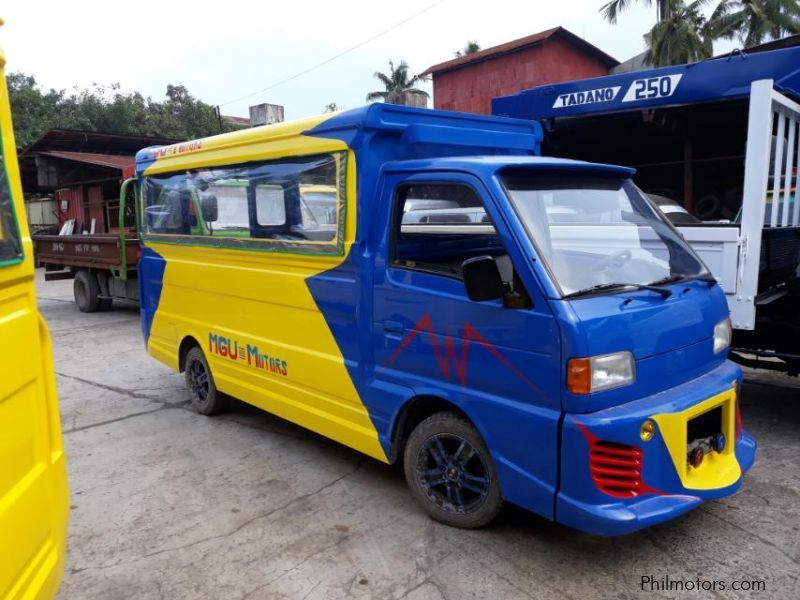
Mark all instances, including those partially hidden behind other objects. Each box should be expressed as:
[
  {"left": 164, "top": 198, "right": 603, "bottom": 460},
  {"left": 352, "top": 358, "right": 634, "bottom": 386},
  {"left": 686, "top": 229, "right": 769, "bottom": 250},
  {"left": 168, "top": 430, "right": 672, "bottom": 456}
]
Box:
[
  {"left": 644, "top": 0, "right": 715, "bottom": 65},
  {"left": 600, "top": 0, "right": 800, "bottom": 67},
  {"left": 366, "top": 60, "right": 429, "bottom": 106},
  {"left": 455, "top": 41, "right": 482, "bottom": 57},
  {"left": 6, "top": 73, "right": 240, "bottom": 148},
  {"left": 710, "top": 0, "right": 800, "bottom": 47},
  {"left": 601, "top": 0, "right": 673, "bottom": 24}
]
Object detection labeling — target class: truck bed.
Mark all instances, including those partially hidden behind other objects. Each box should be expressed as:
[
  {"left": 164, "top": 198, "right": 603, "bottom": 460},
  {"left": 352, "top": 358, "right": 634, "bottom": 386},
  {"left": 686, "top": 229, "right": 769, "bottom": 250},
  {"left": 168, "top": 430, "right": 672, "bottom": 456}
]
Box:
[{"left": 33, "top": 233, "right": 140, "bottom": 271}]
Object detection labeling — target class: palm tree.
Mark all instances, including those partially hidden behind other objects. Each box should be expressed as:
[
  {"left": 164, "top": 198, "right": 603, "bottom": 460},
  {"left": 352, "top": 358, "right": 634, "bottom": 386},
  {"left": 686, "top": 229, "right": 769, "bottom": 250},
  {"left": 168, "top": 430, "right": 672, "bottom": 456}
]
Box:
[
  {"left": 600, "top": 0, "right": 674, "bottom": 24},
  {"left": 366, "top": 60, "right": 429, "bottom": 106},
  {"left": 644, "top": 0, "right": 715, "bottom": 65},
  {"left": 709, "top": 0, "right": 800, "bottom": 47},
  {"left": 455, "top": 41, "right": 481, "bottom": 57}
]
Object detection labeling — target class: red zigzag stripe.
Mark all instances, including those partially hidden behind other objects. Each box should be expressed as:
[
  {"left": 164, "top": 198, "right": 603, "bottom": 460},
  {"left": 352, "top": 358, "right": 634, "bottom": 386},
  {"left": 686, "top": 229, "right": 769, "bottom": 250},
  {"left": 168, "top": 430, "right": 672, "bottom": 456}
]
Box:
[{"left": 387, "top": 314, "right": 541, "bottom": 394}]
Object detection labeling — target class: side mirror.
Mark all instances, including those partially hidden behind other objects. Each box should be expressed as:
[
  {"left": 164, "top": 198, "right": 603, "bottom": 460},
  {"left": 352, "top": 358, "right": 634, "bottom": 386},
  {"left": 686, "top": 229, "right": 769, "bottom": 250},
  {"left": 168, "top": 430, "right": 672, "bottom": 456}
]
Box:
[
  {"left": 200, "top": 195, "right": 218, "bottom": 222},
  {"left": 462, "top": 256, "right": 504, "bottom": 302}
]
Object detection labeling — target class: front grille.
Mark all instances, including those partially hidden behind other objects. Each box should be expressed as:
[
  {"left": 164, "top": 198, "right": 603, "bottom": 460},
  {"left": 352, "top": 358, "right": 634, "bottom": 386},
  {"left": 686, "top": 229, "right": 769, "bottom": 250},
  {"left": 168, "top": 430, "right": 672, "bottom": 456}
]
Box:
[
  {"left": 589, "top": 440, "right": 644, "bottom": 498},
  {"left": 687, "top": 405, "right": 722, "bottom": 446}
]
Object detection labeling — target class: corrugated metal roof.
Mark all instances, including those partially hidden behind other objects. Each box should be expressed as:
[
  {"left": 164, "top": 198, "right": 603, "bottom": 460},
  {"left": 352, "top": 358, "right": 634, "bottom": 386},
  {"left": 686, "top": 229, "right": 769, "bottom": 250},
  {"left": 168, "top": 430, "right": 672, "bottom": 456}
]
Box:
[
  {"left": 423, "top": 27, "right": 618, "bottom": 76},
  {"left": 38, "top": 150, "right": 134, "bottom": 170},
  {"left": 20, "top": 129, "right": 178, "bottom": 156},
  {"left": 222, "top": 115, "right": 251, "bottom": 127}
]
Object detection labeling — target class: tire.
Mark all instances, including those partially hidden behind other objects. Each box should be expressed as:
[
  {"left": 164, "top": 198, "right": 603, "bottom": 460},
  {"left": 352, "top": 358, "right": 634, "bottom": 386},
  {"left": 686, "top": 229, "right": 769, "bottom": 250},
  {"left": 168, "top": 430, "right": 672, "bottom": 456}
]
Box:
[
  {"left": 695, "top": 194, "right": 721, "bottom": 220},
  {"left": 74, "top": 270, "right": 101, "bottom": 313},
  {"left": 184, "top": 347, "right": 229, "bottom": 415},
  {"left": 403, "top": 412, "right": 502, "bottom": 529}
]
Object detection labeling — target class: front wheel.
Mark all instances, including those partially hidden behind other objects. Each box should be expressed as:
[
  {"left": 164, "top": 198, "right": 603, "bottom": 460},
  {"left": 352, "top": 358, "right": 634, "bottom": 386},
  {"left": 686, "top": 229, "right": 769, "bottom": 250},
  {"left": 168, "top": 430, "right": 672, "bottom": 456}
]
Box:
[
  {"left": 403, "top": 412, "right": 502, "bottom": 528},
  {"left": 184, "top": 347, "right": 229, "bottom": 415}
]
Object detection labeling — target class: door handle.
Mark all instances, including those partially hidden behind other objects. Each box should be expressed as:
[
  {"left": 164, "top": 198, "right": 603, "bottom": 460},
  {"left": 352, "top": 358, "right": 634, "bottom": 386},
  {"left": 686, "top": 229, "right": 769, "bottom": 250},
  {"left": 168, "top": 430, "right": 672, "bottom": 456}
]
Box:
[{"left": 383, "top": 320, "right": 405, "bottom": 335}]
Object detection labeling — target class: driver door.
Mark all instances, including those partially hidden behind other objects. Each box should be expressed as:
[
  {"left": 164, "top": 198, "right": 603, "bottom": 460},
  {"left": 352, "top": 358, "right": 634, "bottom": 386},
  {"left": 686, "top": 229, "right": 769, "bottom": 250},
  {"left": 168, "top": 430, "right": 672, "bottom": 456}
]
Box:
[{"left": 371, "top": 172, "right": 562, "bottom": 518}]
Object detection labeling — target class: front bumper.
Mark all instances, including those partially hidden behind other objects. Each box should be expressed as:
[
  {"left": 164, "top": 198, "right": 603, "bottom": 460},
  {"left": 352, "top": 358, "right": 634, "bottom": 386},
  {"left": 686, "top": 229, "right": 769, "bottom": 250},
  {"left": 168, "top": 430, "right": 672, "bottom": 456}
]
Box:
[{"left": 556, "top": 360, "right": 757, "bottom": 536}]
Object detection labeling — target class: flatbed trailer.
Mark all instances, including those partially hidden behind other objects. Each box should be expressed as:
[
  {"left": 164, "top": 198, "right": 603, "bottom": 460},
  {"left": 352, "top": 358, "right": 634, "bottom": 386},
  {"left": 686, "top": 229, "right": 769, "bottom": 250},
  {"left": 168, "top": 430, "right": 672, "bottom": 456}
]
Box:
[
  {"left": 33, "top": 179, "right": 140, "bottom": 311},
  {"left": 493, "top": 47, "right": 800, "bottom": 375}
]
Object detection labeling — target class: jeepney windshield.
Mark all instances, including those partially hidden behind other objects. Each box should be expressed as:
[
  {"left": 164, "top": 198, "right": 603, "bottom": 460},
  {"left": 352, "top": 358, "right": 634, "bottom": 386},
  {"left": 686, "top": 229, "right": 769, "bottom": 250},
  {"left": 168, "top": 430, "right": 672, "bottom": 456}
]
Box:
[{"left": 502, "top": 174, "right": 709, "bottom": 298}]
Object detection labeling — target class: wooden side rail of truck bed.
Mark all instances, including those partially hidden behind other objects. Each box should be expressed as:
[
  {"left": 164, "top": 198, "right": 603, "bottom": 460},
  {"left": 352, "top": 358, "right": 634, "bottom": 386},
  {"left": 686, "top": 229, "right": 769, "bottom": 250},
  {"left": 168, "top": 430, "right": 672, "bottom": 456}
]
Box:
[{"left": 33, "top": 234, "right": 140, "bottom": 274}]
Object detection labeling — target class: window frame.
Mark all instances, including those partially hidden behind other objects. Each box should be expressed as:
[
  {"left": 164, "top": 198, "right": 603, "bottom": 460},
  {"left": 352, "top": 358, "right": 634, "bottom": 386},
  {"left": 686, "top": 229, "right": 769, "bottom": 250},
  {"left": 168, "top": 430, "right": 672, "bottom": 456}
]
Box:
[
  {"left": 0, "top": 134, "right": 23, "bottom": 267},
  {"left": 140, "top": 151, "right": 348, "bottom": 257},
  {"left": 389, "top": 180, "right": 503, "bottom": 281}
]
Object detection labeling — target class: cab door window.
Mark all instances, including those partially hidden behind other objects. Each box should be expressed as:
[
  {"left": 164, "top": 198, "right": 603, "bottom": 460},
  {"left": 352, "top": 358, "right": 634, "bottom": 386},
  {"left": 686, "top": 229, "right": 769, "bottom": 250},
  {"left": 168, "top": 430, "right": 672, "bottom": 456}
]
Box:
[{"left": 393, "top": 183, "right": 512, "bottom": 283}]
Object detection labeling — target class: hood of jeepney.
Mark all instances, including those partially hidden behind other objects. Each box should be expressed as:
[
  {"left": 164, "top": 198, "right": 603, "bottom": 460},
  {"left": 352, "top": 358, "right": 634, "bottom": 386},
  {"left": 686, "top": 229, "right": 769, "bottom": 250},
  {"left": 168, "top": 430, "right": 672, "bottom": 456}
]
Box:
[{"left": 565, "top": 280, "right": 731, "bottom": 412}]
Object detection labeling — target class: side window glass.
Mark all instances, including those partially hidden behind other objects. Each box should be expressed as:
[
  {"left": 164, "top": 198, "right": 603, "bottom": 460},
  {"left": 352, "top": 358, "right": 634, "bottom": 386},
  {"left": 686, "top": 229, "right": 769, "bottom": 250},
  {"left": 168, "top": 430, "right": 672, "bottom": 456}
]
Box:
[
  {"left": 205, "top": 182, "right": 250, "bottom": 235},
  {"left": 0, "top": 140, "right": 23, "bottom": 265},
  {"left": 255, "top": 185, "right": 286, "bottom": 226},
  {"left": 144, "top": 173, "right": 190, "bottom": 235},
  {"left": 142, "top": 152, "right": 346, "bottom": 254},
  {"left": 393, "top": 184, "right": 507, "bottom": 280}
]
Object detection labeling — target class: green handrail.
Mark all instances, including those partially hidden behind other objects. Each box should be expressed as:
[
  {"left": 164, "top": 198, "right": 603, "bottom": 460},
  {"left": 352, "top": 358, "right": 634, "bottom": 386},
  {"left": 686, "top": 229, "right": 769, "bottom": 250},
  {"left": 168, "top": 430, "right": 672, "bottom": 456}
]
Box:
[{"left": 112, "top": 177, "right": 137, "bottom": 280}]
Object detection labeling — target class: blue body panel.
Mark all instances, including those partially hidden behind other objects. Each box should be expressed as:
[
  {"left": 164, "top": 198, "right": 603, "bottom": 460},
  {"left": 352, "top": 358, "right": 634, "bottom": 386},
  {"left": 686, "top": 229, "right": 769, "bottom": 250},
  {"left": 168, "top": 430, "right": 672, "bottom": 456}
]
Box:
[
  {"left": 560, "top": 281, "right": 730, "bottom": 413},
  {"left": 137, "top": 103, "right": 755, "bottom": 535},
  {"left": 492, "top": 46, "right": 800, "bottom": 121},
  {"left": 138, "top": 245, "right": 166, "bottom": 342}
]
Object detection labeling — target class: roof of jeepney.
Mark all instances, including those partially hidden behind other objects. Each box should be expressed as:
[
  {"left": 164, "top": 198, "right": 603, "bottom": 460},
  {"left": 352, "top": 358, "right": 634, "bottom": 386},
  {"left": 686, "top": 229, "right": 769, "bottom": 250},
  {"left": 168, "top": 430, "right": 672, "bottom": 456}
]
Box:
[{"left": 135, "top": 103, "right": 546, "bottom": 176}]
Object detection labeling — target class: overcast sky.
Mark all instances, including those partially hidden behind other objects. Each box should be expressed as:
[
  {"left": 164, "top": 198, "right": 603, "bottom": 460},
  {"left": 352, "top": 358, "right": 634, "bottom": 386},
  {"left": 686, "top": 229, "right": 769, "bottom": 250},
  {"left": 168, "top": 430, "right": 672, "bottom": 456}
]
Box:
[{"left": 1, "top": 0, "right": 737, "bottom": 121}]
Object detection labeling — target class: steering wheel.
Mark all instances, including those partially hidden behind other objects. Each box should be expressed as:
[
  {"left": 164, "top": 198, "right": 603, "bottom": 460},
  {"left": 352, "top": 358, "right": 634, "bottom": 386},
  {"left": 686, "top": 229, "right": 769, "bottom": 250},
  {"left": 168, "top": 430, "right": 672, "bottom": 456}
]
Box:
[{"left": 595, "top": 249, "right": 632, "bottom": 272}]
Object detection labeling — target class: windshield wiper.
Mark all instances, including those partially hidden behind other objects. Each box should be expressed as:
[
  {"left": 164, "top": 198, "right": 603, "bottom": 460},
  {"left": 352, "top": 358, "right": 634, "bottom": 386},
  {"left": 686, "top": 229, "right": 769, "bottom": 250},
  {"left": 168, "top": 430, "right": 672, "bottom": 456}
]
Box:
[
  {"left": 564, "top": 282, "right": 672, "bottom": 299},
  {"left": 649, "top": 274, "right": 716, "bottom": 287}
]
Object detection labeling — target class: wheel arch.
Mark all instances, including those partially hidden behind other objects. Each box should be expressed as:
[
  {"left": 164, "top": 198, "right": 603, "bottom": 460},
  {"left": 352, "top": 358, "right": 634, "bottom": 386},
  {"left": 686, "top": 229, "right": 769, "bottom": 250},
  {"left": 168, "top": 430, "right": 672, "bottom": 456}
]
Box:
[
  {"left": 388, "top": 394, "right": 480, "bottom": 464},
  {"left": 178, "top": 335, "right": 202, "bottom": 372}
]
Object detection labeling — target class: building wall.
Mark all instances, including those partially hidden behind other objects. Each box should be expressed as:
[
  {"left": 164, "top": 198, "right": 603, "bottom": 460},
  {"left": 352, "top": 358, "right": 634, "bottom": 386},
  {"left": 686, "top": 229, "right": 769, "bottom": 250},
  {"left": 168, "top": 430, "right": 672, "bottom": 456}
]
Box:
[
  {"left": 25, "top": 198, "right": 58, "bottom": 230},
  {"left": 432, "top": 38, "right": 611, "bottom": 115}
]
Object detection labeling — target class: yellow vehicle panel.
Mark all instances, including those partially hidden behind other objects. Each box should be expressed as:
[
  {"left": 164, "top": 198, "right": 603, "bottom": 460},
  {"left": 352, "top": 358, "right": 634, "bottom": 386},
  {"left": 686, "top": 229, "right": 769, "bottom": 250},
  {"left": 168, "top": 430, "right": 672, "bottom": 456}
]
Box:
[
  {"left": 0, "top": 40, "right": 68, "bottom": 600},
  {"left": 142, "top": 140, "right": 387, "bottom": 462}
]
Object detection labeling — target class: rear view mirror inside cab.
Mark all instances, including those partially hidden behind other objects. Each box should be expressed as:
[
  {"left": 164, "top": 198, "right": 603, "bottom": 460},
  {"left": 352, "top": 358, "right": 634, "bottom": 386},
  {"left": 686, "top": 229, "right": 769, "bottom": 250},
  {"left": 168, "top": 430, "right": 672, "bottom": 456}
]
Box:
[{"left": 462, "top": 256, "right": 504, "bottom": 302}]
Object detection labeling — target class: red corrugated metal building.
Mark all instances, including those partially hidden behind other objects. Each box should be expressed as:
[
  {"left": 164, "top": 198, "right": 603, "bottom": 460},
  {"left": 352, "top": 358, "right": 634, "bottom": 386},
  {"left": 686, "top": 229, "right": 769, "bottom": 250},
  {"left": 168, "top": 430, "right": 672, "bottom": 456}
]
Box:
[
  {"left": 18, "top": 130, "right": 176, "bottom": 234},
  {"left": 424, "top": 27, "right": 619, "bottom": 115}
]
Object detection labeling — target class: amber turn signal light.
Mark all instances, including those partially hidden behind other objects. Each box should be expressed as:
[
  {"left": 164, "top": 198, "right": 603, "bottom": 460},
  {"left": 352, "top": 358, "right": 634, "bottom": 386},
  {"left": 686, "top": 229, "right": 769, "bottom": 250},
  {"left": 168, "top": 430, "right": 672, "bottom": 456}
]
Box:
[
  {"left": 567, "top": 358, "right": 591, "bottom": 395},
  {"left": 640, "top": 420, "right": 655, "bottom": 442}
]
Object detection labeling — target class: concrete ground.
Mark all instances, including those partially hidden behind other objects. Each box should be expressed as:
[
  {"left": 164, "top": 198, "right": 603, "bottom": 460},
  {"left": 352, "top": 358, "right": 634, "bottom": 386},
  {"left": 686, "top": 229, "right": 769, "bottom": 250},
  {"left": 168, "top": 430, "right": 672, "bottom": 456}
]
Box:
[{"left": 38, "top": 271, "right": 799, "bottom": 600}]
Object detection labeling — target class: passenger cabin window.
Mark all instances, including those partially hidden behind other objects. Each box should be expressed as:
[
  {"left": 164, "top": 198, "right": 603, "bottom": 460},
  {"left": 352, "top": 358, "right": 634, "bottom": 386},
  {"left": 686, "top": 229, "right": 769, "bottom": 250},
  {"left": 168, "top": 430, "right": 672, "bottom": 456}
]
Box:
[
  {"left": 393, "top": 184, "right": 509, "bottom": 280},
  {"left": 142, "top": 152, "right": 346, "bottom": 254}
]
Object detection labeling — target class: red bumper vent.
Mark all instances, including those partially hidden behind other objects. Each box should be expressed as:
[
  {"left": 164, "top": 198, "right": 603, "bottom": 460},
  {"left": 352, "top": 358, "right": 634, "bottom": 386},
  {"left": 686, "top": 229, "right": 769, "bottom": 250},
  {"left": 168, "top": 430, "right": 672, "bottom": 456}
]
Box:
[{"left": 589, "top": 440, "right": 644, "bottom": 498}]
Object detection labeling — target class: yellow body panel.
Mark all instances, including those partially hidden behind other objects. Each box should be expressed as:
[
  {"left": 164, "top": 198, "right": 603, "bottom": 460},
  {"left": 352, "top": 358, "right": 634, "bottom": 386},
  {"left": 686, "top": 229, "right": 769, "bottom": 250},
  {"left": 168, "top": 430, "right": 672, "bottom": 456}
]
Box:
[
  {"left": 0, "top": 44, "right": 68, "bottom": 600},
  {"left": 143, "top": 113, "right": 338, "bottom": 175},
  {"left": 652, "top": 384, "right": 740, "bottom": 490},
  {"left": 144, "top": 138, "right": 387, "bottom": 462}
]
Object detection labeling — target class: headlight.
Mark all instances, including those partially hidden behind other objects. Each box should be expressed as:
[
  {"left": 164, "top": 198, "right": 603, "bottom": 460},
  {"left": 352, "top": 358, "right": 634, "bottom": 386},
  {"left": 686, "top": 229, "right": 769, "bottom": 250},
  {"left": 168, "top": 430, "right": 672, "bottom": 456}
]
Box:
[
  {"left": 567, "top": 351, "right": 636, "bottom": 394},
  {"left": 713, "top": 318, "right": 732, "bottom": 354}
]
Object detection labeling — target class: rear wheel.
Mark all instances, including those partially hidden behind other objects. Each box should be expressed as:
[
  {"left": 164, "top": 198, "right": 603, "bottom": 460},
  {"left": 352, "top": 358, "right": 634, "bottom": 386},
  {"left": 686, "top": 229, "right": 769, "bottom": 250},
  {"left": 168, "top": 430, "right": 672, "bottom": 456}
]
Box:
[
  {"left": 184, "top": 347, "right": 229, "bottom": 415},
  {"left": 403, "top": 412, "right": 502, "bottom": 528},
  {"left": 73, "top": 270, "right": 100, "bottom": 313}
]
